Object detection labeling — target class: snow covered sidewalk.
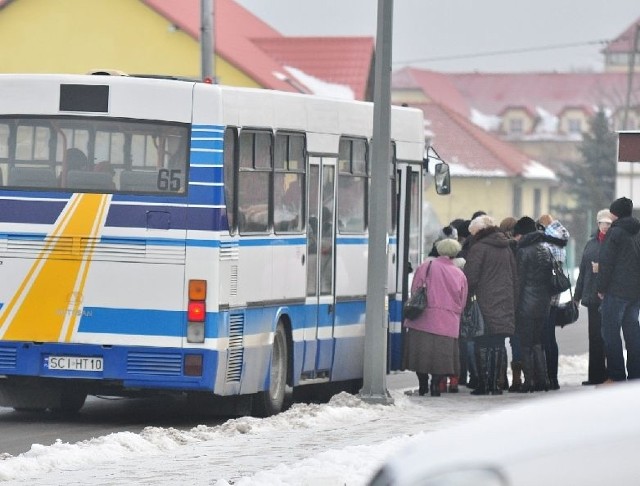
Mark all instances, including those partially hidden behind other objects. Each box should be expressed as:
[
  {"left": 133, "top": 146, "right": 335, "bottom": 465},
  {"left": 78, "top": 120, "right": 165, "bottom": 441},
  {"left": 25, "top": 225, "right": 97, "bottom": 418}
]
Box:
[{"left": 0, "top": 354, "right": 589, "bottom": 485}]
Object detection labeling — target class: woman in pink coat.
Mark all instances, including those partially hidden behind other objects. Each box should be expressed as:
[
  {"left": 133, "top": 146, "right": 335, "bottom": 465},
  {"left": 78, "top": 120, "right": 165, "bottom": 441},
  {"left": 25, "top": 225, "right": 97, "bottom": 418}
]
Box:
[{"left": 403, "top": 238, "right": 468, "bottom": 396}]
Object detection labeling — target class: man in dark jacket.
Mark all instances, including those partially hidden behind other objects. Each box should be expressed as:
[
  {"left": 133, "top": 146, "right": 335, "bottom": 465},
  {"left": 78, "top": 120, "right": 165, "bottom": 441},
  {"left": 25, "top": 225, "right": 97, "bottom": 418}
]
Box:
[
  {"left": 597, "top": 197, "right": 640, "bottom": 382},
  {"left": 513, "top": 216, "right": 553, "bottom": 392}
]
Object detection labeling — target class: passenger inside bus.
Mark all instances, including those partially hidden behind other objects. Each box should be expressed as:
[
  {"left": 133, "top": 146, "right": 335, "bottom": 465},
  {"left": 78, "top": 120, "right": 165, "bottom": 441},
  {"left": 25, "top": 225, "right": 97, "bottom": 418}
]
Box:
[
  {"left": 59, "top": 147, "right": 90, "bottom": 186},
  {"left": 93, "top": 161, "right": 116, "bottom": 190}
]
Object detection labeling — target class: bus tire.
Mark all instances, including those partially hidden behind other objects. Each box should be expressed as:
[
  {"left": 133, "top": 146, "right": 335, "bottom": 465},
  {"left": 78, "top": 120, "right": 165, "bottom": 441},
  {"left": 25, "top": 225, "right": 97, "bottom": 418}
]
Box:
[
  {"left": 253, "top": 321, "right": 289, "bottom": 417},
  {"left": 51, "top": 389, "right": 87, "bottom": 414}
]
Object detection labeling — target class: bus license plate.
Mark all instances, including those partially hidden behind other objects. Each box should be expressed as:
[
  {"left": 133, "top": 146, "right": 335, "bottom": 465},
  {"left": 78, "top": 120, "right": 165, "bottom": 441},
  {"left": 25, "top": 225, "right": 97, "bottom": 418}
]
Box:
[{"left": 48, "top": 356, "right": 103, "bottom": 372}]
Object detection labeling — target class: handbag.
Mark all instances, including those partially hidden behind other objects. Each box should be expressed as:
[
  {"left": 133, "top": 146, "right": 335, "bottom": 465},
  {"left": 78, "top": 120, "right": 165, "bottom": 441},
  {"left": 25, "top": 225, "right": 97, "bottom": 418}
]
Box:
[
  {"left": 548, "top": 249, "right": 571, "bottom": 295},
  {"left": 556, "top": 301, "right": 579, "bottom": 327},
  {"left": 460, "top": 296, "right": 485, "bottom": 338},
  {"left": 404, "top": 262, "right": 431, "bottom": 321},
  {"left": 556, "top": 281, "right": 579, "bottom": 328}
]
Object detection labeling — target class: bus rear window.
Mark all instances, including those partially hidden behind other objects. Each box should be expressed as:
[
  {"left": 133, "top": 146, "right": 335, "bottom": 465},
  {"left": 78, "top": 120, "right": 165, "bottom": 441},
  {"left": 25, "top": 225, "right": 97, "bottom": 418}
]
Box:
[{"left": 0, "top": 116, "right": 189, "bottom": 195}]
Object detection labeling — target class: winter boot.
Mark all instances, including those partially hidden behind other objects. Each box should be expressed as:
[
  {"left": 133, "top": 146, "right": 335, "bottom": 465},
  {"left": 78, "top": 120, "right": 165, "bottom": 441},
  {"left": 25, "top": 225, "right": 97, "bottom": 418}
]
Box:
[
  {"left": 518, "top": 347, "right": 535, "bottom": 393},
  {"left": 449, "top": 375, "right": 459, "bottom": 393},
  {"left": 439, "top": 377, "right": 448, "bottom": 393},
  {"left": 430, "top": 374, "right": 442, "bottom": 397},
  {"left": 533, "top": 345, "right": 550, "bottom": 392},
  {"left": 501, "top": 349, "right": 510, "bottom": 390},
  {"left": 417, "top": 372, "right": 429, "bottom": 396},
  {"left": 471, "top": 345, "right": 489, "bottom": 395},
  {"left": 509, "top": 361, "right": 523, "bottom": 392}
]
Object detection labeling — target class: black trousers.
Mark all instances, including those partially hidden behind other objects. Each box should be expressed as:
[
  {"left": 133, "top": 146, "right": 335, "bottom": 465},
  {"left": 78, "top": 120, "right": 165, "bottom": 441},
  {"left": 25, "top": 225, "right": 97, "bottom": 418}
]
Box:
[{"left": 587, "top": 304, "right": 607, "bottom": 383}]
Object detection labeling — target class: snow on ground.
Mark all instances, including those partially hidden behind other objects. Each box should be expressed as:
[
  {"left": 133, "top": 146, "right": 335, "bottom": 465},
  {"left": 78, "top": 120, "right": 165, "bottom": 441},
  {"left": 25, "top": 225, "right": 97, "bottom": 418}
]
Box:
[{"left": 0, "top": 354, "right": 590, "bottom": 485}]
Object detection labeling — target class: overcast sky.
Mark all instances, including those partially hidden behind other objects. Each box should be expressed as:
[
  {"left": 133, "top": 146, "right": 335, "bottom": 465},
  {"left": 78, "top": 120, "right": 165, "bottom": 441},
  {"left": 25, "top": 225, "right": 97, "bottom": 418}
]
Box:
[{"left": 236, "top": 0, "right": 639, "bottom": 73}]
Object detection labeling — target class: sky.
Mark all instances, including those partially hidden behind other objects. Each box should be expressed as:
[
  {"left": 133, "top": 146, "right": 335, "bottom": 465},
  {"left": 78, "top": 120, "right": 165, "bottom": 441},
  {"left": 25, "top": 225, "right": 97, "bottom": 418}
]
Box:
[
  {"left": 0, "top": 354, "right": 593, "bottom": 485},
  {"left": 236, "top": 0, "right": 640, "bottom": 73}
]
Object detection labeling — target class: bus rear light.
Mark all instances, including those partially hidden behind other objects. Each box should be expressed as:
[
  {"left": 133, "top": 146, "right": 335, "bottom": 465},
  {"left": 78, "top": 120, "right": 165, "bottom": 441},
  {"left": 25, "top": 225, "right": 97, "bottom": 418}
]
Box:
[
  {"left": 184, "top": 354, "right": 203, "bottom": 376},
  {"left": 189, "top": 280, "right": 207, "bottom": 300},
  {"left": 187, "top": 321, "right": 205, "bottom": 343},
  {"left": 188, "top": 301, "right": 205, "bottom": 321}
]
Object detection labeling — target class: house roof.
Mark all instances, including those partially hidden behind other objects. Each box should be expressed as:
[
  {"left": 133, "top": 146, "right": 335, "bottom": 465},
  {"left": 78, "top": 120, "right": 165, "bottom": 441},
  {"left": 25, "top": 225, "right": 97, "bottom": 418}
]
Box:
[
  {"left": 141, "top": 0, "right": 372, "bottom": 99},
  {"left": 142, "top": 0, "right": 295, "bottom": 91},
  {"left": 602, "top": 16, "right": 640, "bottom": 54},
  {"left": 396, "top": 67, "right": 633, "bottom": 120},
  {"left": 253, "top": 37, "right": 374, "bottom": 100},
  {"left": 418, "top": 101, "right": 554, "bottom": 180},
  {"left": 393, "top": 68, "right": 470, "bottom": 117}
]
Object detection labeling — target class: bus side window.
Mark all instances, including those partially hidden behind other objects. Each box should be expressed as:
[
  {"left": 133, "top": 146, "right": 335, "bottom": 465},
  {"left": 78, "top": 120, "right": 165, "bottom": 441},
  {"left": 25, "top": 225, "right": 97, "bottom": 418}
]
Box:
[
  {"left": 274, "top": 132, "right": 305, "bottom": 234},
  {"left": 238, "top": 130, "right": 272, "bottom": 234}
]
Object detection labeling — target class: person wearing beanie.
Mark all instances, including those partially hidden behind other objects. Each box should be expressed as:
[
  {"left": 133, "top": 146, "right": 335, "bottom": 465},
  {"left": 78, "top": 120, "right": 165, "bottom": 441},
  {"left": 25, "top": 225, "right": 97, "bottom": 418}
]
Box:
[
  {"left": 403, "top": 239, "right": 468, "bottom": 397},
  {"left": 513, "top": 216, "right": 553, "bottom": 392},
  {"left": 609, "top": 197, "right": 633, "bottom": 219},
  {"left": 597, "top": 197, "right": 640, "bottom": 382},
  {"left": 573, "top": 209, "right": 612, "bottom": 386},
  {"left": 539, "top": 214, "right": 570, "bottom": 391},
  {"left": 428, "top": 225, "right": 459, "bottom": 257},
  {"left": 463, "top": 215, "right": 517, "bottom": 395},
  {"left": 513, "top": 216, "right": 537, "bottom": 237}
]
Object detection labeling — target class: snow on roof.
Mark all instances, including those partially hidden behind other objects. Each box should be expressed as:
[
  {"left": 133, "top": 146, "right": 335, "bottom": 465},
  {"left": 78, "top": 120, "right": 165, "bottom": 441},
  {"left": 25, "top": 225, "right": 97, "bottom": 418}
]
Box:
[
  {"left": 284, "top": 66, "right": 355, "bottom": 100},
  {"left": 420, "top": 102, "right": 555, "bottom": 181}
]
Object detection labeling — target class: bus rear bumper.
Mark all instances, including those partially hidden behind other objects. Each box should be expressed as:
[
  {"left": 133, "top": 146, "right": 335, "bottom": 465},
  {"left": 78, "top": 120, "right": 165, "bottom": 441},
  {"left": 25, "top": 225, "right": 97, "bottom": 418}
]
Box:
[{"left": 0, "top": 341, "right": 219, "bottom": 393}]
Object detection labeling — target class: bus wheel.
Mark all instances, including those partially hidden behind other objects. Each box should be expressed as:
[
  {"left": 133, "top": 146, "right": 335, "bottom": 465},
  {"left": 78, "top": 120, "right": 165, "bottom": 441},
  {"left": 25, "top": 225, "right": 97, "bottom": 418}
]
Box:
[
  {"left": 253, "top": 321, "right": 289, "bottom": 417},
  {"left": 51, "top": 390, "right": 87, "bottom": 414}
]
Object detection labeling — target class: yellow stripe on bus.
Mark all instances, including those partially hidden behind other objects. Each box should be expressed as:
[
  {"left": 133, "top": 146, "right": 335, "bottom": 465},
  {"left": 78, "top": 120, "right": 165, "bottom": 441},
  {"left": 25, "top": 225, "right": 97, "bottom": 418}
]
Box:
[{"left": 0, "top": 194, "right": 109, "bottom": 342}]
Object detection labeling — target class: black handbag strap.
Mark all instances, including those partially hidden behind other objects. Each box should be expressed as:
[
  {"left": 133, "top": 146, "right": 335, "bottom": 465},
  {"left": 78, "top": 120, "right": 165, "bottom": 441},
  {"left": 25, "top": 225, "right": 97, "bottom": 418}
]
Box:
[{"left": 420, "top": 260, "right": 432, "bottom": 288}]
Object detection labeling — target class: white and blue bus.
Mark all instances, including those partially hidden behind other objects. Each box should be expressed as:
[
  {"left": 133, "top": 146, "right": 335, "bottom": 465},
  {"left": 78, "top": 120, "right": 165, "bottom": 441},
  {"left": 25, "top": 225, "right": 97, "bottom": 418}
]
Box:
[{"left": 0, "top": 73, "right": 448, "bottom": 415}]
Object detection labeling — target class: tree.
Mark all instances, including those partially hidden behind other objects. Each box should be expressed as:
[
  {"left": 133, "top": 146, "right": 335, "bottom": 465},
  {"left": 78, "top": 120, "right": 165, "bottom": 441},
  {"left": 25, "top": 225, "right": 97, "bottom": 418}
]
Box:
[
  {"left": 555, "top": 109, "right": 617, "bottom": 254},
  {"left": 575, "top": 109, "right": 617, "bottom": 212}
]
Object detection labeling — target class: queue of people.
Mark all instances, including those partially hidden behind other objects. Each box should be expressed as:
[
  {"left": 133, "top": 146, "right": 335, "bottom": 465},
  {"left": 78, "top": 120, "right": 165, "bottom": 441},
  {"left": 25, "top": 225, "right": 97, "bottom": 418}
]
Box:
[{"left": 403, "top": 196, "right": 640, "bottom": 396}]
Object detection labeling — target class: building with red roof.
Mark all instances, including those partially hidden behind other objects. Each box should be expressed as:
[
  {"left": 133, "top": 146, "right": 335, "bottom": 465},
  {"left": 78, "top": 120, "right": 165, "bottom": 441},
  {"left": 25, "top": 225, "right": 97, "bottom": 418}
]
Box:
[{"left": 0, "top": 0, "right": 374, "bottom": 101}]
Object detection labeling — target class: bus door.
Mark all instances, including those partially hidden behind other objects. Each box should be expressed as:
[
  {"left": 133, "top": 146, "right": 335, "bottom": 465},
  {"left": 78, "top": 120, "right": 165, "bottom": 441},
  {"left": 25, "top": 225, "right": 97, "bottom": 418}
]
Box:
[
  {"left": 390, "top": 163, "right": 422, "bottom": 370},
  {"left": 302, "top": 156, "right": 336, "bottom": 378}
]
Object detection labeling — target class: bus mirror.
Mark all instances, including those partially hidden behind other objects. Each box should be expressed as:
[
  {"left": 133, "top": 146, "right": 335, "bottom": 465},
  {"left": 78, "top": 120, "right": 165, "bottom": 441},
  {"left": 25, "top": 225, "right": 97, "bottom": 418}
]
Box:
[{"left": 434, "top": 162, "right": 450, "bottom": 195}]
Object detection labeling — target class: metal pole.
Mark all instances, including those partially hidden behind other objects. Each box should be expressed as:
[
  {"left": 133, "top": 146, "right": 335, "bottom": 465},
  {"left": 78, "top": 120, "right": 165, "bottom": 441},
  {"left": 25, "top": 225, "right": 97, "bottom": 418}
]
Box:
[
  {"left": 200, "top": 0, "right": 214, "bottom": 81},
  {"left": 360, "top": 0, "right": 394, "bottom": 405},
  {"left": 622, "top": 24, "right": 639, "bottom": 130}
]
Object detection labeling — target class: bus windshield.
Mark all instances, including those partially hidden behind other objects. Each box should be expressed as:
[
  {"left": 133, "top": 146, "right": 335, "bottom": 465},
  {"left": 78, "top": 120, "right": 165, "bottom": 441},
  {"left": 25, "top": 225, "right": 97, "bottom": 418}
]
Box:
[{"left": 0, "top": 116, "right": 189, "bottom": 194}]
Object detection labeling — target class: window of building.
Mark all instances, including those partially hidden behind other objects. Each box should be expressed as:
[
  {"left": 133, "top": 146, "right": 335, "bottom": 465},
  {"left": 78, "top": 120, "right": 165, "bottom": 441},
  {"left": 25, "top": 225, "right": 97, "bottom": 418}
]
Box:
[
  {"left": 508, "top": 118, "right": 524, "bottom": 135},
  {"left": 533, "top": 188, "right": 541, "bottom": 218},
  {"left": 338, "top": 137, "right": 369, "bottom": 233},
  {"left": 567, "top": 118, "right": 582, "bottom": 134}
]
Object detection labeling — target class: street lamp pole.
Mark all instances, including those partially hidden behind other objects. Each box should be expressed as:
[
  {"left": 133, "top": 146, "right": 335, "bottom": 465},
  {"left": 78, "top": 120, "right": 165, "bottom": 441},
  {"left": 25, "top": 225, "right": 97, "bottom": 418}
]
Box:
[
  {"left": 360, "top": 0, "right": 394, "bottom": 405},
  {"left": 200, "top": 0, "right": 215, "bottom": 81}
]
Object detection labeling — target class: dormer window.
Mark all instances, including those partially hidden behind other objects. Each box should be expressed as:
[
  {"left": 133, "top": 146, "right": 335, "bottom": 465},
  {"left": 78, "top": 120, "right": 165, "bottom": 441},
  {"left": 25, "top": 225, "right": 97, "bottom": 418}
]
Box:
[
  {"left": 567, "top": 118, "right": 582, "bottom": 134},
  {"left": 508, "top": 118, "right": 523, "bottom": 135}
]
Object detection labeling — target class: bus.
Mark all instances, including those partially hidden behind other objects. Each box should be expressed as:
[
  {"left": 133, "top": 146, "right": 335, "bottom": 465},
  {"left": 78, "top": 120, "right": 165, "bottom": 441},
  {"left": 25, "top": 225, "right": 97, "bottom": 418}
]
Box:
[{"left": 0, "top": 73, "right": 449, "bottom": 416}]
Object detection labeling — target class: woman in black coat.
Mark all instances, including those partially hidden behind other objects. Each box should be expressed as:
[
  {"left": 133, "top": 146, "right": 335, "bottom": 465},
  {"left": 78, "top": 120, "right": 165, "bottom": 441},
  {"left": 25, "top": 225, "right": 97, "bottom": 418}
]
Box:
[
  {"left": 464, "top": 215, "right": 517, "bottom": 395},
  {"left": 513, "top": 216, "right": 553, "bottom": 392},
  {"left": 573, "top": 209, "right": 612, "bottom": 385}
]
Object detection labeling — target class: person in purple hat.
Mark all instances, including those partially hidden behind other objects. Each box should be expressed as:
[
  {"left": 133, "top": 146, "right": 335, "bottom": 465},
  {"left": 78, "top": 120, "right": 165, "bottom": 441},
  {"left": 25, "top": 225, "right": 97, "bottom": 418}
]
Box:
[{"left": 597, "top": 197, "right": 640, "bottom": 383}]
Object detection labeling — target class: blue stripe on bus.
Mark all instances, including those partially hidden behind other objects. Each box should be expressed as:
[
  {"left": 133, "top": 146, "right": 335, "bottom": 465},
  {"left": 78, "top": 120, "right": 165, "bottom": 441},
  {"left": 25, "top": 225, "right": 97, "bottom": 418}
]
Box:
[
  {"left": 190, "top": 139, "right": 223, "bottom": 151},
  {"left": 189, "top": 166, "right": 223, "bottom": 184},
  {"left": 192, "top": 125, "right": 224, "bottom": 132},
  {"left": 75, "top": 302, "right": 364, "bottom": 339},
  {"left": 238, "top": 238, "right": 306, "bottom": 246},
  {"left": 79, "top": 308, "right": 184, "bottom": 336},
  {"left": 187, "top": 184, "right": 225, "bottom": 205},
  {"left": 0, "top": 199, "right": 67, "bottom": 224},
  {"left": 189, "top": 150, "right": 223, "bottom": 165},
  {"left": 336, "top": 237, "right": 368, "bottom": 244}
]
